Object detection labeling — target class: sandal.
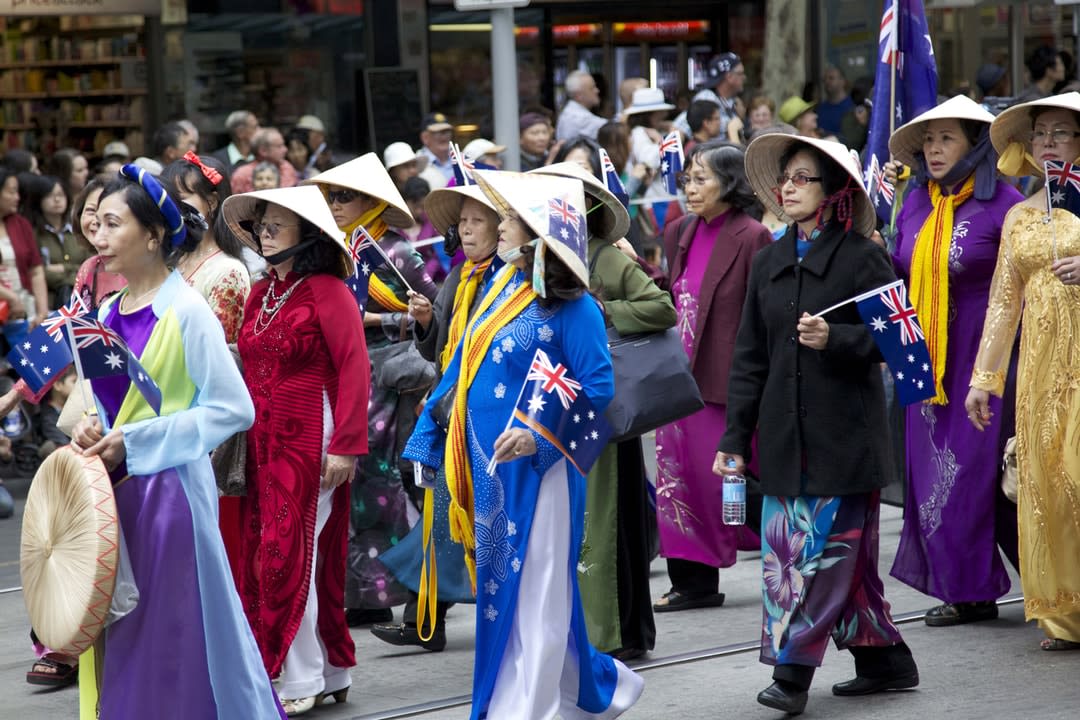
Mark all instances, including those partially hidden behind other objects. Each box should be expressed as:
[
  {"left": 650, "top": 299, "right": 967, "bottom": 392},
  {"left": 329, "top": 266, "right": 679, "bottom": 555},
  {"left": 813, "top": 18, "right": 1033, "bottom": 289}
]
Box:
[
  {"left": 26, "top": 657, "right": 78, "bottom": 687},
  {"left": 1040, "top": 638, "right": 1080, "bottom": 651},
  {"left": 652, "top": 589, "right": 725, "bottom": 613}
]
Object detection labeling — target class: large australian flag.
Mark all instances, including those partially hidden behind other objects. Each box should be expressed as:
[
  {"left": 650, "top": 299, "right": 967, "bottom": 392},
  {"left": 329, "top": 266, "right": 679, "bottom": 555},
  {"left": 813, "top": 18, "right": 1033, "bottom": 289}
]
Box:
[
  {"left": 854, "top": 279, "right": 935, "bottom": 405},
  {"left": 863, "top": 0, "right": 937, "bottom": 224},
  {"left": 1045, "top": 160, "right": 1080, "bottom": 218},
  {"left": 510, "top": 348, "right": 612, "bottom": 476}
]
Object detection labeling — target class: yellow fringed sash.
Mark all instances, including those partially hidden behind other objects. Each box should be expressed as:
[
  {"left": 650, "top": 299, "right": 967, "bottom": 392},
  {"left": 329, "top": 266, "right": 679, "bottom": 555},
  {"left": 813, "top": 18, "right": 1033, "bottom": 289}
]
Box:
[
  {"left": 444, "top": 268, "right": 536, "bottom": 592},
  {"left": 910, "top": 175, "right": 975, "bottom": 405},
  {"left": 342, "top": 202, "right": 409, "bottom": 313}
]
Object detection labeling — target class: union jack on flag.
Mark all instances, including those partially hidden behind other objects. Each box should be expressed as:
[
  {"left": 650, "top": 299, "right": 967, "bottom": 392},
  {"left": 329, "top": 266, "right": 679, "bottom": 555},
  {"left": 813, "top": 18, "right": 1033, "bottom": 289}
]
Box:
[
  {"left": 546, "top": 196, "right": 586, "bottom": 256},
  {"left": 598, "top": 147, "right": 630, "bottom": 208},
  {"left": 659, "top": 130, "right": 684, "bottom": 195},
  {"left": 879, "top": 0, "right": 899, "bottom": 68},
  {"left": 450, "top": 142, "right": 474, "bottom": 186},
  {"left": 40, "top": 292, "right": 90, "bottom": 342},
  {"left": 345, "top": 225, "right": 391, "bottom": 314},
  {"left": 1046, "top": 160, "right": 1080, "bottom": 219},
  {"left": 510, "top": 347, "right": 612, "bottom": 476},
  {"left": 70, "top": 317, "right": 123, "bottom": 349},
  {"left": 854, "top": 279, "right": 935, "bottom": 405}
]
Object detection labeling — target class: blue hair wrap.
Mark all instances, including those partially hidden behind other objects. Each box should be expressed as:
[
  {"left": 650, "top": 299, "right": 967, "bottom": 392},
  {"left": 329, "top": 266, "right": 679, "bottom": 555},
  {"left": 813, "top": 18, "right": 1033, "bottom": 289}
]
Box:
[{"left": 119, "top": 164, "right": 187, "bottom": 246}]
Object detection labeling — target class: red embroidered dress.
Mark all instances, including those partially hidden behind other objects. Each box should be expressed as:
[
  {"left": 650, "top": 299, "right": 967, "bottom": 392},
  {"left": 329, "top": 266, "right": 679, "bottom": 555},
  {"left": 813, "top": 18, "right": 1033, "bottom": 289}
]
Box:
[{"left": 237, "top": 270, "right": 369, "bottom": 676}]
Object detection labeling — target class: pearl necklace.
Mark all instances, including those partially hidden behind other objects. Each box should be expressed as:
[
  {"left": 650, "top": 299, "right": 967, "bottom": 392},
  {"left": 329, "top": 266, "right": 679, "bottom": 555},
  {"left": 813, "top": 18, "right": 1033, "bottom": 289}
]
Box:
[{"left": 254, "top": 274, "right": 306, "bottom": 336}]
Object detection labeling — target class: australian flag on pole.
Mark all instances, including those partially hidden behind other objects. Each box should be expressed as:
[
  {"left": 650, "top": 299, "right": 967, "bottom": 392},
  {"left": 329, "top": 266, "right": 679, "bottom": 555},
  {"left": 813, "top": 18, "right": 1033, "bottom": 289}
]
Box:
[
  {"left": 1045, "top": 160, "right": 1080, "bottom": 218},
  {"left": 854, "top": 279, "right": 935, "bottom": 405},
  {"left": 659, "top": 130, "right": 684, "bottom": 196},
  {"left": 511, "top": 348, "right": 612, "bottom": 476},
  {"left": 450, "top": 142, "right": 474, "bottom": 186},
  {"left": 6, "top": 322, "right": 74, "bottom": 395},
  {"left": 69, "top": 317, "right": 162, "bottom": 414},
  {"left": 863, "top": 0, "right": 937, "bottom": 224},
  {"left": 344, "top": 224, "right": 390, "bottom": 314},
  {"left": 599, "top": 147, "right": 630, "bottom": 209}
]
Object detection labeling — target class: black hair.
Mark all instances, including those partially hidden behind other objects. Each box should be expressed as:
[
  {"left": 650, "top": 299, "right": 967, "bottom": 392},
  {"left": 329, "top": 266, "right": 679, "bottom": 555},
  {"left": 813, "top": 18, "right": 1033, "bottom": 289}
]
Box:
[
  {"left": 1030, "top": 106, "right": 1080, "bottom": 130},
  {"left": 98, "top": 175, "right": 201, "bottom": 265},
  {"left": 252, "top": 200, "right": 348, "bottom": 280},
  {"left": 21, "top": 174, "right": 66, "bottom": 232},
  {"left": 626, "top": 112, "right": 652, "bottom": 130},
  {"left": 552, "top": 136, "right": 602, "bottom": 177},
  {"left": 520, "top": 242, "right": 585, "bottom": 309},
  {"left": 778, "top": 143, "right": 850, "bottom": 198},
  {"left": 70, "top": 175, "right": 109, "bottom": 243},
  {"left": 401, "top": 175, "right": 431, "bottom": 203},
  {"left": 687, "top": 100, "right": 721, "bottom": 134},
  {"left": 1027, "top": 46, "right": 1060, "bottom": 82},
  {"left": 2, "top": 149, "right": 37, "bottom": 174},
  {"left": 0, "top": 165, "right": 18, "bottom": 206},
  {"left": 151, "top": 122, "right": 187, "bottom": 159},
  {"left": 159, "top": 155, "right": 244, "bottom": 260},
  {"left": 685, "top": 141, "right": 761, "bottom": 214},
  {"left": 43, "top": 148, "right": 84, "bottom": 201}
]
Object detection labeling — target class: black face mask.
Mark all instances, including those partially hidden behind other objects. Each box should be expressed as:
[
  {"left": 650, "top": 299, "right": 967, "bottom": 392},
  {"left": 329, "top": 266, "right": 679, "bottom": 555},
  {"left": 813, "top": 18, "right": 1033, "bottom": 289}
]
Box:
[
  {"left": 443, "top": 223, "right": 461, "bottom": 256},
  {"left": 261, "top": 238, "right": 318, "bottom": 266}
]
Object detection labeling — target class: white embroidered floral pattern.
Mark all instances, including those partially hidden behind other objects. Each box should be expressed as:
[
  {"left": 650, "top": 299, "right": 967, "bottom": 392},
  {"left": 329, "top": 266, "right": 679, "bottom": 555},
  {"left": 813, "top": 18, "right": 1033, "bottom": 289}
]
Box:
[
  {"left": 492, "top": 347, "right": 503, "bottom": 364},
  {"left": 484, "top": 604, "right": 499, "bottom": 621},
  {"left": 511, "top": 557, "right": 521, "bottom": 573},
  {"left": 538, "top": 324, "right": 553, "bottom": 342},
  {"left": 501, "top": 337, "right": 516, "bottom": 353},
  {"left": 494, "top": 383, "right": 506, "bottom": 399},
  {"left": 484, "top": 578, "right": 499, "bottom": 595}
]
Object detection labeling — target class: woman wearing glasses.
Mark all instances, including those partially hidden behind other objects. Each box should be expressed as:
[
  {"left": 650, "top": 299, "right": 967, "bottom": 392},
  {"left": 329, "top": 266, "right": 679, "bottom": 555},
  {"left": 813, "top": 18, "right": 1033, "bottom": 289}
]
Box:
[
  {"left": 224, "top": 186, "right": 369, "bottom": 715},
  {"left": 967, "top": 93, "right": 1080, "bottom": 652},
  {"left": 884, "top": 96, "right": 1023, "bottom": 628},
  {"left": 717, "top": 136, "right": 917, "bottom": 714},
  {"left": 653, "top": 141, "right": 771, "bottom": 614},
  {"left": 304, "top": 154, "right": 439, "bottom": 627}
]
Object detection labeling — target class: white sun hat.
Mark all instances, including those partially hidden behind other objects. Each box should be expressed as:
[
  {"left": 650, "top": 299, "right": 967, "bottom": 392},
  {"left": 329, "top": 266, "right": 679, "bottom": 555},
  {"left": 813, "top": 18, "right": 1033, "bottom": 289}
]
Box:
[
  {"left": 302, "top": 152, "right": 415, "bottom": 228},
  {"left": 889, "top": 94, "right": 995, "bottom": 169}
]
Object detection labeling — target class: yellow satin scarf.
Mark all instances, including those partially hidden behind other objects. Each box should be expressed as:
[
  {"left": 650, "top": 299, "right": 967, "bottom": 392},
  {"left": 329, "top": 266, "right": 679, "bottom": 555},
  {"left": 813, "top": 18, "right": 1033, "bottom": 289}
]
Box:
[
  {"left": 910, "top": 175, "right": 975, "bottom": 405},
  {"left": 444, "top": 268, "right": 537, "bottom": 592},
  {"left": 439, "top": 257, "right": 494, "bottom": 372},
  {"left": 342, "top": 202, "right": 409, "bottom": 313}
]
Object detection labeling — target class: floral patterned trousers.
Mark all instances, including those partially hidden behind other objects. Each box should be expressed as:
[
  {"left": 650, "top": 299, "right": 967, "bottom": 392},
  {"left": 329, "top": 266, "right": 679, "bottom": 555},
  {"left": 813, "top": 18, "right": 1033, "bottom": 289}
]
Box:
[{"left": 759, "top": 490, "right": 904, "bottom": 668}]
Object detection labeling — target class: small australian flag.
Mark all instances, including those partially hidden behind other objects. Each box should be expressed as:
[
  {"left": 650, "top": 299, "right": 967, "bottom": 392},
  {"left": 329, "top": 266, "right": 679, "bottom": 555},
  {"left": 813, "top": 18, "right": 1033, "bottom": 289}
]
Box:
[
  {"left": 450, "top": 142, "right": 474, "bottom": 186},
  {"left": 599, "top": 147, "right": 630, "bottom": 209},
  {"left": 6, "top": 322, "right": 74, "bottom": 395},
  {"left": 854, "top": 279, "right": 935, "bottom": 405},
  {"left": 547, "top": 196, "right": 587, "bottom": 259},
  {"left": 1045, "top": 160, "right": 1080, "bottom": 218},
  {"left": 659, "top": 129, "right": 684, "bottom": 196},
  {"left": 69, "top": 317, "right": 162, "bottom": 414},
  {"left": 345, "top": 225, "right": 391, "bottom": 314},
  {"left": 511, "top": 348, "right": 612, "bottom": 475}
]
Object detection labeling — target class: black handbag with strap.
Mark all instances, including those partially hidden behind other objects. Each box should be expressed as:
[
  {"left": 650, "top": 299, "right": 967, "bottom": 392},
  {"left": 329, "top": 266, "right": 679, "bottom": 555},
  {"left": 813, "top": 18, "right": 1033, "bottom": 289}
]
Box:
[{"left": 589, "top": 243, "right": 704, "bottom": 442}]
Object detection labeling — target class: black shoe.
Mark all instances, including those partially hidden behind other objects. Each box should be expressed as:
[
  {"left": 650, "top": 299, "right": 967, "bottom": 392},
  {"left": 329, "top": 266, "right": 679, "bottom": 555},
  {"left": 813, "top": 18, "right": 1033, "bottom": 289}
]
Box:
[
  {"left": 652, "top": 590, "right": 725, "bottom": 613},
  {"left": 345, "top": 607, "right": 393, "bottom": 627},
  {"left": 370, "top": 622, "right": 446, "bottom": 652},
  {"left": 924, "top": 601, "right": 998, "bottom": 627},
  {"left": 831, "top": 671, "right": 919, "bottom": 696},
  {"left": 756, "top": 681, "right": 808, "bottom": 715}
]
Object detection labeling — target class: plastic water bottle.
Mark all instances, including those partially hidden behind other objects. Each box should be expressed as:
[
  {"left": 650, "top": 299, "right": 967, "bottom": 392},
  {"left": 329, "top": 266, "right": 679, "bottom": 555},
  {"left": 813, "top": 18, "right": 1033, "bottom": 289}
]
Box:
[{"left": 722, "top": 459, "right": 746, "bottom": 526}]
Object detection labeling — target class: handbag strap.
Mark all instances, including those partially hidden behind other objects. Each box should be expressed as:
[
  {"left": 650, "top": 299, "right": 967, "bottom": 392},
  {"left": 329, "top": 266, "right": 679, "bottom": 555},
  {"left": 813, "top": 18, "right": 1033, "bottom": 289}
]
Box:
[{"left": 588, "top": 241, "right": 616, "bottom": 277}]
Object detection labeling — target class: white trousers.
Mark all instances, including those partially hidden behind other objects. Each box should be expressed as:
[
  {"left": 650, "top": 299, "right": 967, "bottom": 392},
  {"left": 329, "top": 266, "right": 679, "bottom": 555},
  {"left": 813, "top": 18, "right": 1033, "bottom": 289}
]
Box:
[{"left": 486, "top": 460, "right": 643, "bottom": 720}]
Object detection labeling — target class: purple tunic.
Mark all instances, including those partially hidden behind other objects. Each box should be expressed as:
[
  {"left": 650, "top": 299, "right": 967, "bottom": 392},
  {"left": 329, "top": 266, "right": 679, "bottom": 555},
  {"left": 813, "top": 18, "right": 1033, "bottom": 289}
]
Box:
[
  {"left": 889, "top": 180, "right": 1021, "bottom": 602},
  {"left": 656, "top": 213, "right": 758, "bottom": 567}
]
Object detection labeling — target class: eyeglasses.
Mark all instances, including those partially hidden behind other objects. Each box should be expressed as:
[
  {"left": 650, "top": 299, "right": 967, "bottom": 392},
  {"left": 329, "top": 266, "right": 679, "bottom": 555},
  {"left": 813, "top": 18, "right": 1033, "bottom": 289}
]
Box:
[
  {"left": 776, "top": 174, "right": 823, "bottom": 188},
  {"left": 677, "top": 173, "right": 712, "bottom": 189},
  {"left": 1029, "top": 129, "right": 1080, "bottom": 145},
  {"left": 252, "top": 222, "right": 298, "bottom": 238},
  {"left": 326, "top": 188, "right": 359, "bottom": 204}
]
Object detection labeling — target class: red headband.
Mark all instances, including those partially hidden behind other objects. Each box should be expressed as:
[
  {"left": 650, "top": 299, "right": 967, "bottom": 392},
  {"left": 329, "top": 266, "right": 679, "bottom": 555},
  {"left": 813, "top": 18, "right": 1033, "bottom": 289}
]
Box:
[{"left": 183, "top": 151, "right": 223, "bottom": 187}]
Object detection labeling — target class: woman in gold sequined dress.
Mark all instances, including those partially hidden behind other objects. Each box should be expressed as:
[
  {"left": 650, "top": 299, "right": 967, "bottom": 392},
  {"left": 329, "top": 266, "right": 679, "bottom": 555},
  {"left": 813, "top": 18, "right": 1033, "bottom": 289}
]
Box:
[{"left": 966, "top": 93, "right": 1080, "bottom": 651}]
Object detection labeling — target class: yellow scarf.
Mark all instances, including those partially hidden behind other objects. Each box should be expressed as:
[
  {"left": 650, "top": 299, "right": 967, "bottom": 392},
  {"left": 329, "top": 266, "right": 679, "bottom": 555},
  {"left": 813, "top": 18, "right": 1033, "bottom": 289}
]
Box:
[
  {"left": 439, "top": 257, "right": 494, "bottom": 371},
  {"left": 909, "top": 175, "right": 975, "bottom": 405},
  {"left": 342, "top": 202, "right": 408, "bottom": 313},
  {"left": 444, "top": 268, "right": 537, "bottom": 592}
]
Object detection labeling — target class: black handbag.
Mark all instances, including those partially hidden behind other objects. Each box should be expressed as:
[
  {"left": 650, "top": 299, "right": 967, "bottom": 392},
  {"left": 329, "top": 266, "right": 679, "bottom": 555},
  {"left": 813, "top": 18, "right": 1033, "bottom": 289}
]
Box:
[{"left": 604, "top": 325, "right": 704, "bottom": 442}]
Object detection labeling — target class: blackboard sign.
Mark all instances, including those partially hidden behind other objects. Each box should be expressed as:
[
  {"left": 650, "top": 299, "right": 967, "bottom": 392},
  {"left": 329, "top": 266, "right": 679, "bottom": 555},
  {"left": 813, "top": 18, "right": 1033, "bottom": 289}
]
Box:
[{"left": 361, "top": 67, "right": 422, "bottom": 154}]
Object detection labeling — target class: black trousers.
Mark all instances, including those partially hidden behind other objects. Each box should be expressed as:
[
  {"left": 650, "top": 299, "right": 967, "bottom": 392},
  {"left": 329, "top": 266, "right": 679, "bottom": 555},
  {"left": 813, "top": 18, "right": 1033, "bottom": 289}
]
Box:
[{"left": 614, "top": 439, "right": 656, "bottom": 652}]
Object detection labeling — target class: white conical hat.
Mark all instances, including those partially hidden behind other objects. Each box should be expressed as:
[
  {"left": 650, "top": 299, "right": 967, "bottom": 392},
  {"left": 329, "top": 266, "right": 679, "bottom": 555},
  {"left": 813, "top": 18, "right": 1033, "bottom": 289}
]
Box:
[
  {"left": 423, "top": 184, "right": 498, "bottom": 236},
  {"left": 888, "top": 94, "right": 995, "bottom": 168},
  {"left": 472, "top": 169, "right": 590, "bottom": 287},
  {"left": 744, "top": 133, "right": 876, "bottom": 237},
  {"left": 528, "top": 161, "right": 631, "bottom": 242},
  {"left": 302, "top": 152, "right": 415, "bottom": 228},
  {"left": 221, "top": 185, "right": 351, "bottom": 272}
]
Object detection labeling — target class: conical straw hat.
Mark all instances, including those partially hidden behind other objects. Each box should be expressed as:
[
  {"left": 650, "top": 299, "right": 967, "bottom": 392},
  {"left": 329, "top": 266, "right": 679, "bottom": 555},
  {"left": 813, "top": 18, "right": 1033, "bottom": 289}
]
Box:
[
  {"left": 889, "top": 94, "right": 995, "bottom": 168},
  {"left": 302, "top": 152, "right": 415, "bottom": 228},
  {"left": 990, "top": 91, "right": 1080, "bottom": 177},
  {"left": 744, "top": 133, "right": 876, "bottom": 237},
  {"left": 528, "top": 161, "right": 631, "bottom": 242},
  {"left": 423, "top": 184, "right": 497, "bottom": 237},
  {"left": 473, "top": 169, "right": 590, "bottom": 287}
]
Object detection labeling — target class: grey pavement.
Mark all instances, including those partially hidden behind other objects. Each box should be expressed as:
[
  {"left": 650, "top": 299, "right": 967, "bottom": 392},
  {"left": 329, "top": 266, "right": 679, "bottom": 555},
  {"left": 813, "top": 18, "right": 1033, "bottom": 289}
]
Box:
[{"left": 1, "top": 463, "right": 1078, "bottom": 719}]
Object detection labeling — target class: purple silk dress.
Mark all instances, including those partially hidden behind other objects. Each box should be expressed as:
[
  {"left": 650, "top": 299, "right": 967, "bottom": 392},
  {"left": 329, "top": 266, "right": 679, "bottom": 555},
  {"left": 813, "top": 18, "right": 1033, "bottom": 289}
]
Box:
[
  {"left": 656, "top": 213, "right": 757, "bottom": 567},
  {"left": 889, "top": 180, "right": 1021, "bottom": 603}
]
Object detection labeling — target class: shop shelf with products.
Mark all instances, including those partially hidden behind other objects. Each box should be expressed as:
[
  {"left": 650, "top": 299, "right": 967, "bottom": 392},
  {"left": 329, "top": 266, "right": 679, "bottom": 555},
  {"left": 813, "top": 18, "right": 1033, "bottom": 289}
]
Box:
[{"left": 0, "top": 15, "right": 147, "bottom": 157}]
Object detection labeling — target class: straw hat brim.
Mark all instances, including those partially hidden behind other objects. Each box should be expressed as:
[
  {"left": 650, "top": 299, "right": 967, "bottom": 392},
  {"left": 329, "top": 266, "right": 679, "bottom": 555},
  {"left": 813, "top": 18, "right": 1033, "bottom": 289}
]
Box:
[
  {"left": 221, "top": 186, "right": 351, "bottom": 272},
  {"left": 302, "top": 152, "right": 415, "bottom": 228},
  {"left": 990, "top": 91, "right": 1080, "bottom": 177},
  {"left": 888, "top": 95, "right": 995, "bottom": 168},
  {"left": 473, "top": 169, "right": 590, "bottom": 287},
  {"left": 528, "top": 161, "right": 631, "bottom": 242},
  {"left": 624, "top": 103, "right": 676, "bottom": 115},
  {"left": 744, "top": 134, "right": 876, "bottom": 238},
  {"left": 423, "top": 184, "right": 499, "bottom": 237}
]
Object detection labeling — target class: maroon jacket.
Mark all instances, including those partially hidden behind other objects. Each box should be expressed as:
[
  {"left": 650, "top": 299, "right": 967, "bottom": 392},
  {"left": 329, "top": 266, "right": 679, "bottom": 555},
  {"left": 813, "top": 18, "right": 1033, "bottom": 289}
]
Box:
[
  {"left": 663, "top": 209, "right": 772, "bottom": 405},
  {"left": 3, "top": 213, "right": 43, "bottom": 290}
]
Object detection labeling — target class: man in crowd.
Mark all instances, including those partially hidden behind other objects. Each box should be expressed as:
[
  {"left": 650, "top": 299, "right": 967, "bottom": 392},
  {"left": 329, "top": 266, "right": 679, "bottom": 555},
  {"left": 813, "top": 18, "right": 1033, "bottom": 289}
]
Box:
[
  {"left": 417, "top": 112, "right": 454, "bottom": 189},
  {"left": 211, "top": 110, "right": 259, "bottom": 170},
  {"left": 816, "top": 66, "right": 853, "bottom": 138},
  {"left": 228, "top": 127, "right": 297, "bottom": 193},
  {"left": 556, "top": 69, "right": 607, "bottom": 141},
  {"left": 673, "top": 52, "right": 745, "bottom": 140},
  {"left": 684, "top": 100, "right": 722, "bottom": 153},
  {"left": 152, "top": 121, "right": 197, "bottom": 168},
  {"left": 1014, "top": 45, "right": 1066, "bottom": 103}
]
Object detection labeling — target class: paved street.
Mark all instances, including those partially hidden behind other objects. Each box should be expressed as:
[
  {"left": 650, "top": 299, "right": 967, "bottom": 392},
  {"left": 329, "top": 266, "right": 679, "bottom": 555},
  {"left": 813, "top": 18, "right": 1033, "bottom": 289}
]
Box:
[{"left": 1, "top": 465, "right": 1078, "bottom": 719}]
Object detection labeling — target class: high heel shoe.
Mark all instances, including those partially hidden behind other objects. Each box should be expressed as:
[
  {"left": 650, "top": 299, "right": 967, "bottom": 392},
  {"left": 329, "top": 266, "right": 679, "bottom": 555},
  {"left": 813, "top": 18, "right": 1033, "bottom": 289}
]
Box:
[{"left": 315, "top": 687, "right": 349, "bottom": 706}]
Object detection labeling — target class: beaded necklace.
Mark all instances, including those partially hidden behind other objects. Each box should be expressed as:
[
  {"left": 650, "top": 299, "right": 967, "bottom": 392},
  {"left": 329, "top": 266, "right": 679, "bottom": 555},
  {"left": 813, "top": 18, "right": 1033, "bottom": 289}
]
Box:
[{"left": 254, "top": 273, "right": 306, "bottom": 336}]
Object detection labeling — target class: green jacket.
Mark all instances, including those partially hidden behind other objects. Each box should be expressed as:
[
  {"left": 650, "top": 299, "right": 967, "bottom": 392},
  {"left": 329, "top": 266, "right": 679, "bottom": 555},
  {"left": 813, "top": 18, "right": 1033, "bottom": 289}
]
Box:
[
  {"left": 587, "top": 237, "right": 675, "bottom": 335},
  {"left": 36, "top": 226, "right": 94, "bottom": 301}
]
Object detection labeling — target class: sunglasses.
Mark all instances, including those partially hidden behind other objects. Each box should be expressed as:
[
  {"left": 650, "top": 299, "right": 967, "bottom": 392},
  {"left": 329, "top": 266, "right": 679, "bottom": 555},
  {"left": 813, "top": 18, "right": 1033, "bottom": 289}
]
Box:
[
  {"left": 326, "top": 188, "right": 360, "bottom": 204},
  {"left": 252, "top": 222, "right": 298, "bottom": 238},
  {"left": 775, "top": 174, "right": 823, "bottom": 188}
]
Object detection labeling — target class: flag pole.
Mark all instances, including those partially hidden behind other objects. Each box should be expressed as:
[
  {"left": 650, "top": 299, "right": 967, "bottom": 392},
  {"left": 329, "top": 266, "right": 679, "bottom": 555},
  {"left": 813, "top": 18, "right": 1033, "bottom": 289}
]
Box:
[
  {"left": 485, "top": 374, "right": 533, "bottom": 477},
  {"left": 886, "top": 6, "right": 899, "bottom": 234}
]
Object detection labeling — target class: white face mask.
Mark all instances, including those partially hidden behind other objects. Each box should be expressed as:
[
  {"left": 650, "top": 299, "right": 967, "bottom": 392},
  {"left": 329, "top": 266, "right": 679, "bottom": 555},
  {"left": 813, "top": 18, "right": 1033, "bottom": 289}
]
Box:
[{"left": 498, "top": 238, "right": 537, "bottom": 264}]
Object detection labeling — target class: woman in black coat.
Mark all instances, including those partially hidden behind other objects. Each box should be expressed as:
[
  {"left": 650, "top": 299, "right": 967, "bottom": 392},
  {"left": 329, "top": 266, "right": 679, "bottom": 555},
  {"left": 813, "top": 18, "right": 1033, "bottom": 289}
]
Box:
[{"left": 716, "top": 135, "right": 918, "bottom": 715}]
